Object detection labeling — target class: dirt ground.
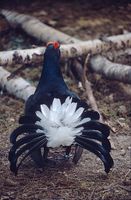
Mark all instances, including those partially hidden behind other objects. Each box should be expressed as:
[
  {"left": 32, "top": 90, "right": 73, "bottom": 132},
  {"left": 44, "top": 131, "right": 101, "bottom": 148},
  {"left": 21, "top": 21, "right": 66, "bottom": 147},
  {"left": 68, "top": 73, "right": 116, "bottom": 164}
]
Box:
[{"left": 0, "top": 1, "right": 131, "bottom": 200}]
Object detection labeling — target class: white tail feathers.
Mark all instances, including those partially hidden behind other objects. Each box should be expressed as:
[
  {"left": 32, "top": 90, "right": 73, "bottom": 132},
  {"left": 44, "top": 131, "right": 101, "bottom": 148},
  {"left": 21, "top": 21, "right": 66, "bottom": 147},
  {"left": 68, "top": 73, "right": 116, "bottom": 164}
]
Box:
[{"left": 36, "top": 97, "right": 90, "bottom": 148}]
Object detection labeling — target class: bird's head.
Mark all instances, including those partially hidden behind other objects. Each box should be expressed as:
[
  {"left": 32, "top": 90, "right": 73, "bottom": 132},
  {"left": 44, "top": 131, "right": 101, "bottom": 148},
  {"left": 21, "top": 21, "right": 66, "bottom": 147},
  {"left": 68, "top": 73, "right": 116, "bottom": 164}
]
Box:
[{"left": 44, "top": 41, "right": 60, "bottom": 62}]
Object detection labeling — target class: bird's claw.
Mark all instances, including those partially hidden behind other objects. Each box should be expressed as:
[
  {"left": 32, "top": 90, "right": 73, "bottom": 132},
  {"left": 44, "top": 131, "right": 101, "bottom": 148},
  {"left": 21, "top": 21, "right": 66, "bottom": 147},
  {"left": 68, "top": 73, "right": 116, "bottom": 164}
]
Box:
[{"left": 64, "top": 154, "right": 72, "bottom": 160}]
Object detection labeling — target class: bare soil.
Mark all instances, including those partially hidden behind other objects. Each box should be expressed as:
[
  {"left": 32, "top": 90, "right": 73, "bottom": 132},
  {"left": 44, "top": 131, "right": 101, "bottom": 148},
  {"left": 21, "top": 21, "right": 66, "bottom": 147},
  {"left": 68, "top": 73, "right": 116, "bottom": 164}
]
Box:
[{"left": 0, "top": 1, "right": 131, "bottom": 200}]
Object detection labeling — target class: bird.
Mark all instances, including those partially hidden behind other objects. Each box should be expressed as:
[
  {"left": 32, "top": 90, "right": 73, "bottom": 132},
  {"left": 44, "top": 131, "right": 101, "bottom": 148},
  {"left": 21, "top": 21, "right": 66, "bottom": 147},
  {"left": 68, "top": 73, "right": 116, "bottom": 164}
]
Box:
[{"left": 8, "top": 41, "right": 114, "bottom": 175}]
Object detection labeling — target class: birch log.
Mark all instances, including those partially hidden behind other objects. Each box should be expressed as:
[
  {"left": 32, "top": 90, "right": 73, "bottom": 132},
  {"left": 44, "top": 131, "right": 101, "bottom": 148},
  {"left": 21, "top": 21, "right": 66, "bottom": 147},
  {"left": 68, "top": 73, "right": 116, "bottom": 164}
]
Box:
[
  {"left": 60, "top": 33, "right": 131, "bottom": 58},
  {"left": 0, "top": 35, "right": 131, "bottom": 66},
  {"left": 0, "top": 67, "right": 35, "bottom": 100},
  {"left": 1, "top": 9, "right": 80, "bottom": 44},
  {"left": 0, "top": 47, "right": 45, "bottom": 66},
  {"left": 89, "top": 55, "right": 131, "bottom": 84}
]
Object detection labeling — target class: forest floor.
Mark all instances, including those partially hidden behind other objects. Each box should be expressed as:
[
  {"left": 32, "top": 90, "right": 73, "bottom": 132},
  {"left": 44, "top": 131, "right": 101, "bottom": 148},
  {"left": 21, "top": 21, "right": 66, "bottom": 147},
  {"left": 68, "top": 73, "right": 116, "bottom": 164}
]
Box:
[{"left": 0, "top": 1, "right": 131, "bottom": 200}]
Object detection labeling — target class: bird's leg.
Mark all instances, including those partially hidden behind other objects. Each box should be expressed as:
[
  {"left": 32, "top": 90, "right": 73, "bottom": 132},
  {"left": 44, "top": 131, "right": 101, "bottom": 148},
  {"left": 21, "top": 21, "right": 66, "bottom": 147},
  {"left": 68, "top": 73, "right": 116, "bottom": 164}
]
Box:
[
  {"left": 64, "top": 146, "right": 72, "bottom": 160},
  {"left": 72, "top": 145, "right": 83, "bottom": 164},
  {"left": 43, "top": 146, "right": 56, "bottom": 167},
  {"left": 43, "top": 146, "right": 49, "bottom": 160},
  {"left": 30, "top": 149, "right": 43, "bottom": 168}
]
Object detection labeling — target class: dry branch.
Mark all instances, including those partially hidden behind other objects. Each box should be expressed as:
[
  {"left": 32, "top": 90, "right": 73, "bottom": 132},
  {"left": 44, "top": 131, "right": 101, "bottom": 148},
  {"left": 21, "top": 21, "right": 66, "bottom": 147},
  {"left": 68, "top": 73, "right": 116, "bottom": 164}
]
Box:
[
  {"left": 0, "top": 67, "right": 35, "bottom": 100},
  {"left": 70, "top": 55, "right": 103, "bottom": 121},
  {"left": 89, "top": 55, "right": 131, "bottom": 84},
  {"left": 83, "top": 55, "right": 103, "bottom": 122}
]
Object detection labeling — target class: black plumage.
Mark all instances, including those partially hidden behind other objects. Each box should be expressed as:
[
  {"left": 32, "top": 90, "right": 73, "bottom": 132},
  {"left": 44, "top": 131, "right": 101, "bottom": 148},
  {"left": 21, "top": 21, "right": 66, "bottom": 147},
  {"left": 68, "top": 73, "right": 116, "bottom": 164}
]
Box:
[{"left": 9, "top": 41, "right": 114, "bottom": 175}]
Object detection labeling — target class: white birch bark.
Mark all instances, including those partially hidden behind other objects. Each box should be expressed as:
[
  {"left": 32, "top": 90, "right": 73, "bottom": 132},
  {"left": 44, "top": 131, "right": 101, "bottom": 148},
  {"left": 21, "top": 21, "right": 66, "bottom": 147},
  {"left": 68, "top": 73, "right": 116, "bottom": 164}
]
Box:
[
  {"left": 0, "top": 36, "right": 131, "bottom": 66},
  {"left": 60, "top": 33, "right": 131, "bottom": 58},
  {"left": 1, "top": 9, "right": 80, "bottom": 44},
  {"left": 0, "top": 47, "right": 45, "bottom": 66},
  {"left": 90, "top": 55, "right": 131, "bottom": 84},
  {"left": 0, "top": 66, "right": 35, "bottom": 101}
]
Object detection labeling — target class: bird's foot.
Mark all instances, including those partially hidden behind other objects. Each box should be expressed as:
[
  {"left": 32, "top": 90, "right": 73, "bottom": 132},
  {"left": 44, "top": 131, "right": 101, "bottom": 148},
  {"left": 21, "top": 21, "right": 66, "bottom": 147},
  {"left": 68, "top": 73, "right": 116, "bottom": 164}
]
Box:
[{"left": 64, "top": 154, "right": 72, "bottom": 160}]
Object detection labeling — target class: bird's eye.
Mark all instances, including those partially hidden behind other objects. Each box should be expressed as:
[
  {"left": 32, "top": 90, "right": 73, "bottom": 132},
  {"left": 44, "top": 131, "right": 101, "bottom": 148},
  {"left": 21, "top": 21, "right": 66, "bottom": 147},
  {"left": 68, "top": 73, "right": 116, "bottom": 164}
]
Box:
[{"left": 47, "top": 43, "right": 54, "bottom": 49}]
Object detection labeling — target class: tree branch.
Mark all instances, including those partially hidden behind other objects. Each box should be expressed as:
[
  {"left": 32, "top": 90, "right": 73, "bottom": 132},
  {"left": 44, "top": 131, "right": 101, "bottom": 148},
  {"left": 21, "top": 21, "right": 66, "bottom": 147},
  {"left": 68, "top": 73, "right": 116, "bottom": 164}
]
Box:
[{"left": 83, "top": 55, "right": 103, "bottom": 122}]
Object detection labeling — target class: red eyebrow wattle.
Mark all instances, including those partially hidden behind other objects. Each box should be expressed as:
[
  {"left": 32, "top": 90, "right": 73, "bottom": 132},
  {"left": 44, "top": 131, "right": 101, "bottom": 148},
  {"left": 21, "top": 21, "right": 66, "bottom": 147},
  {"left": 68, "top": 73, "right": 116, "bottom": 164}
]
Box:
[{"left": 47, "top": 41, "right": 60, "bottom": 49}]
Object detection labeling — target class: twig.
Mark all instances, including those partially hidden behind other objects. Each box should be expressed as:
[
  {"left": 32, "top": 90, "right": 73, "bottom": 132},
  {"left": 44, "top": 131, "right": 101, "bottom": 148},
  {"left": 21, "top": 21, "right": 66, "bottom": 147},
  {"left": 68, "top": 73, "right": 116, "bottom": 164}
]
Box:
[
  {"left": 89, "top": 187, "right": 97, "bottom": 200},
  {"left": 119, "top": 185, "right": 131, "bottom": 192},
  {"left": 70, "top": 54, "right": 103, "bottom": 121},
  {"left": 83, "top": 54, "right": 103, "bottom": 122},
  {"left": 84, "top": 55, "right": 116, "bottom": 148},
  {"left": 122, "top": 169, "right": 131, "bottom": 183},
  {"left": 7, "top": 64, "right": 30, "bottom": 80}
]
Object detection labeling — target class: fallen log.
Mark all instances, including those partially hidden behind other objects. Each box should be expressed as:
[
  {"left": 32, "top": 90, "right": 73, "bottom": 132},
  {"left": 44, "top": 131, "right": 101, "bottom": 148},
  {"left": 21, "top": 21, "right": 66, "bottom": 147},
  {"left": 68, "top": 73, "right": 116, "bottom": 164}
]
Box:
[
  {"left": 0, "top": 66, "right": 35, "bottom": 100},
  {"left": 0, "top": 37, "right": 131, "bottom": 66},
  {"left": 111, "top": 49, "right": 131, "bottom": 64},
  {"left": 1, "top": 9, "right": 80, "bottom": 44},
  {"left": 0, "top": 47, "right": 45, "bottom": 66},
  {"left": 89, "top": 55, "right": 131, "bottom": 84},
  {"left": 60, "top": 33, "right": 131, "bottom": 58}
]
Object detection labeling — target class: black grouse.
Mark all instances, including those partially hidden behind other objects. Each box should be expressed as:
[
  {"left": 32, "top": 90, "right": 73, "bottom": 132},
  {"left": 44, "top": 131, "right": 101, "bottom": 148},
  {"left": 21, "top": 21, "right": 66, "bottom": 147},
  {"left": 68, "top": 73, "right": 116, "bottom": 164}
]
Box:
[{"left": 9, "top": 41, "right": 114, "bottom": 175}]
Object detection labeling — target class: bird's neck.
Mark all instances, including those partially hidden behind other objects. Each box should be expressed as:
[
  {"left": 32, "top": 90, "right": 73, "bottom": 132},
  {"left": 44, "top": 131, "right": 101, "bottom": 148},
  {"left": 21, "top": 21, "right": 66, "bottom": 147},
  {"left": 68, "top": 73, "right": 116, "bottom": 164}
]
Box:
[
  {"left": 42, "top": 58, "right": 62, "bottom": 79},
  {"left": 36, "top": 58, "right": 66, "bottom": 90}
]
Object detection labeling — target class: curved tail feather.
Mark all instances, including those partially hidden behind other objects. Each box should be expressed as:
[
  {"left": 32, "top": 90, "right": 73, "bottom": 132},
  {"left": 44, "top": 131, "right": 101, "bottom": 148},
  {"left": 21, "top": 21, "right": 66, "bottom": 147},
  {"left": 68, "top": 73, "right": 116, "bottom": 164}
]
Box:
[
  {"left": 82, "top": 130, "right": 111, "bottom": 152},
  {"left": 78, "top": 120, "right": 110, "bottom": 137},
  {"left": 75, "top": 137, "right": 114, "bottom": 173},
  {"left": 19, "top": 115, "right": 38, "bottom": 124},
  {"left": 9, "top": 133, "right": 45, "bottom": 162},
  {"left": 9, "top": 135, "right": 46, "bottom": 163},
  {"left": 10, "top": 124, "right": 43, "bottom": 144},
  {"left": 11, "top": 138, "right": 47, "bottom": 175},
  {"left": 9, "top": 135, "right": 47, "bottom": 175},
  {"left": 81, "top": 110, "right": 100, "bottom": 120}
]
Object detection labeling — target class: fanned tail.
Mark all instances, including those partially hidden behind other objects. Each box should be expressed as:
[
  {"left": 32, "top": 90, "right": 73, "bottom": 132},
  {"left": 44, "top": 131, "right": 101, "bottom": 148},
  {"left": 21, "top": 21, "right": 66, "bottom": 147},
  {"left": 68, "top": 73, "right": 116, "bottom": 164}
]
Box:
[{"left": 8, "top": 98, "right": 114, "bottom": 174}]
